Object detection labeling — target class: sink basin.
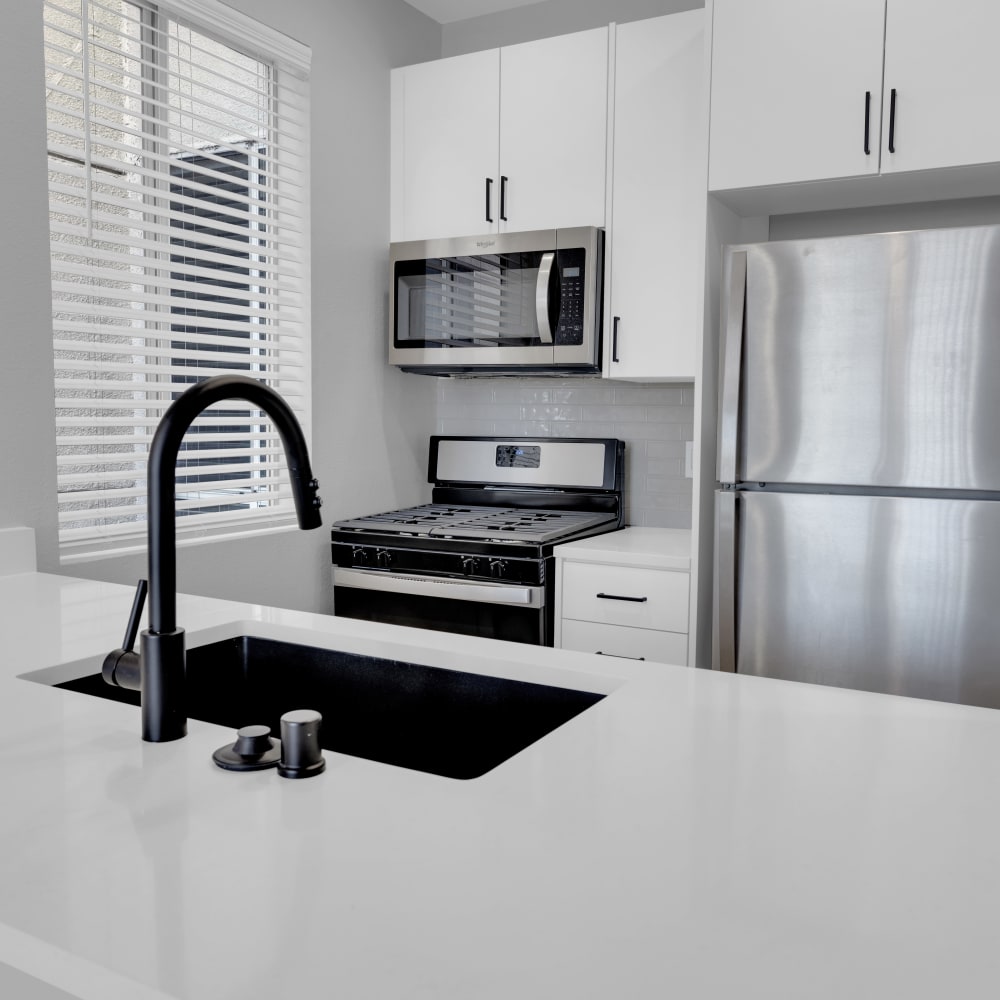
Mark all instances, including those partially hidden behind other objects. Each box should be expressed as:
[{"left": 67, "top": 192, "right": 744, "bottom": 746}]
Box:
[{"left": 42, "top": 635, "right": 605, "bottom": 779}]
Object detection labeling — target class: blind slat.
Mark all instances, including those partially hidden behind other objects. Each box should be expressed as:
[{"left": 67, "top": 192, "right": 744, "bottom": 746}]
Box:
[
  {"left": 55, "top": 431, "right": 283, "bottom": 448},
  {"left": 54, "top": 332, "right": 305, "bottom": 358}
]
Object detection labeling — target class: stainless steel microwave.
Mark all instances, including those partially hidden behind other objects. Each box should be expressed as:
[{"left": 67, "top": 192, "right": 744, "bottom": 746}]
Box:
[{"left": 389, "top": 227, "right": 603, "bottom": 375}]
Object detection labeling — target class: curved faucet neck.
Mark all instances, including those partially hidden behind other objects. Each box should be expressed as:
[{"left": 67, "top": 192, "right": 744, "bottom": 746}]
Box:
[{"left": 147, "top": 375, "right": 321, "bottom": 635}]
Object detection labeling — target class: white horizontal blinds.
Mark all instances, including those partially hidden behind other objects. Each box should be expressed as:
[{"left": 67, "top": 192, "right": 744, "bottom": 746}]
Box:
[{"left": 43, "top": 0, "right": 311, "bottom": 557}]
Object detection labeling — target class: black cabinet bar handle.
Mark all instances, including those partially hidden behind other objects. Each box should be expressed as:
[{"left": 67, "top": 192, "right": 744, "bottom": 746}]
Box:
[
  {"left": 888, "top": 88, "right": 897, "bottom": 153},
  {"left": 596, "top": 592, "right": 648, "bottom": 603},
  {"left": 596, "top": 651, "right": 646, "bottom": 661},
  {"left": 612, "top": 316, "right": 620, "bottom": 363},
  {"left": 500, "top": 175, "right": 508, "bottom": 221},
  {"left": 863, "top": 90, "right": 871, "bottom": 154},
  {"left": 485, "top": 177, "right": 493, "bottom": 223}
]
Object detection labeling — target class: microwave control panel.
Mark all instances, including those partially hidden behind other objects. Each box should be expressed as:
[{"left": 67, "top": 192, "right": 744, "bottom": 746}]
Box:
[{"left": 554, "top": 248, "right": 587, "bottom": 345}]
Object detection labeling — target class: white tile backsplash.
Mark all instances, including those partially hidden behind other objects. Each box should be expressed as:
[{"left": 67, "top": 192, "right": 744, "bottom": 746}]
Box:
[{"left": 435, "top": 377, "right": 694, "bottom": 528}]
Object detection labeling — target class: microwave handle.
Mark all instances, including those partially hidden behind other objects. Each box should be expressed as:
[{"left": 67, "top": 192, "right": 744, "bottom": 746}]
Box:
[{"left": 535, "top": 251, "right": 555, "bottom": 345}]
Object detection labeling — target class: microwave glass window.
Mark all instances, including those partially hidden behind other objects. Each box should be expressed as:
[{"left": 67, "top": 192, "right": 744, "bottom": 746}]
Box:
[{"left": 394, "top": 251, "right": 556, "bottom": 349}]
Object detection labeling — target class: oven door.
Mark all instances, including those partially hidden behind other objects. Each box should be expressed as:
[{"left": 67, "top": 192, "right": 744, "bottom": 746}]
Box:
[{"left": 333, "top": 567, "right": 548, "bottom": 645}]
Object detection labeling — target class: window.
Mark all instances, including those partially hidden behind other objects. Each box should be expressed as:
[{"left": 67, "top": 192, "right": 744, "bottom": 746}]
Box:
[{"left": 43, "top": 0, "right": 311, "bottom": 560}]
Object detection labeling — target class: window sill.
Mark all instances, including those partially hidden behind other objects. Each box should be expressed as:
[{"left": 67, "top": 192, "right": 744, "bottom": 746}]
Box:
[{"left": 59, "top": 515, "right": 302, "bottom": 565}]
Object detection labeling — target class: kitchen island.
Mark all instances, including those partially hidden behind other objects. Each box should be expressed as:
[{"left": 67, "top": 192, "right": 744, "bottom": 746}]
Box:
[{"left": 2, "top": 559, "right": 1000, "bottom": 998}]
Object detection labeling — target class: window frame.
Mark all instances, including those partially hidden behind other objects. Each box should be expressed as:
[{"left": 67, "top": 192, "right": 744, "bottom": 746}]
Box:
[{"left": 44, "top": 0, "right": 312, "bottom": 563}]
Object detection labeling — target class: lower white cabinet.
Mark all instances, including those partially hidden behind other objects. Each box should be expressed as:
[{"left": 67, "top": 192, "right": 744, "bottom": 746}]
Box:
[{"left": 553, "top": 528, "right": 691, "bottom": 665}]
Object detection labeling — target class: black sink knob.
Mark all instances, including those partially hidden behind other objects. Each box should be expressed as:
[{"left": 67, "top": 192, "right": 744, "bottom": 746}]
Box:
[
  {"left": 278, "top": 709, "right": 326, "bottom": 779},
  {"left": 213, "top": 724, "right": 281, "bottom": 771},
  {"left": 233, "top": 724, "right": 274, "bottom": 757}
]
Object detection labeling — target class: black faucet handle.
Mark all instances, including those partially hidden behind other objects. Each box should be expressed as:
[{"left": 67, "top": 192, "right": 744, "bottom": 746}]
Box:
[
  {"left": 121, "top": 579, "right": 148, "bottom": 651},
  {"left": 103, "top": 579, "right": 147, "bottom": 691}
]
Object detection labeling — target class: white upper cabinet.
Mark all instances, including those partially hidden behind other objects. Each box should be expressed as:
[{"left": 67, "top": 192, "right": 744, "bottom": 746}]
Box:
[
  {"left": 497, "top": 28, "right": 608, "bottom": 234},
  {"left": 880, "top": 0, "right": 1000, "bottom": 175},
  {"left": 605, "top": 10, "right": 708, "bottom": 380},
  {"left": 708, "top": 0, "right": 1000, "bottom": 211},
  {"left": 708, "top": 0, "right": 886, "bottom": 192},
  {"left": 391, "top": 28, "right": 608, "bottom": 243},
  {"left": 390, "top": 50, "right": 500, "bottom": 243}
]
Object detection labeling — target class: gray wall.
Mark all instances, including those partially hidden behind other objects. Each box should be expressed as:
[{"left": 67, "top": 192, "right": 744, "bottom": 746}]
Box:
[
  {"left": 2, "top": 0, "right": 441, "bottom": 614},
  {"left": 442, "top": 0, "right": 700, "bottom": 54},
  {"left": 0, "top": 3, "right": 60, "bottom": 574}
]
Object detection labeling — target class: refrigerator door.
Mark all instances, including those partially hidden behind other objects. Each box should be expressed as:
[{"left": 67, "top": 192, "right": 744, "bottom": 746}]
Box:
[
  {"left": 737, "top": 226, "right": 1000, "bottom": 490},
  {"left": 727, "top": 490, "right": 1000, "bottom": 709}
]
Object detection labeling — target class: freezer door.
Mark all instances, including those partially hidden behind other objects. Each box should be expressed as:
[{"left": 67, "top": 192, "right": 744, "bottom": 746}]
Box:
[
  {"left": 739, "top": 226, "right": 1000, "bottom": 490},
  {"left": 730, "top": 491, "right": 1000, "bottom": 710}
]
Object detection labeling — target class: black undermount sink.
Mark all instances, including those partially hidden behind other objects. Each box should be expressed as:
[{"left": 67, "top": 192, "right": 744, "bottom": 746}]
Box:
[{"left": 53, "top": 635, "right": 605, "bottom": 779}]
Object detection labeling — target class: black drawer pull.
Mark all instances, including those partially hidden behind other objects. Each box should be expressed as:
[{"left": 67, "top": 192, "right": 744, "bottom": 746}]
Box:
[
  {"left": 596, "top": 651, "right": 646, "bottom": 661},
  {"left": 596, "top": 592, "right": 648, "bottom": 603}
]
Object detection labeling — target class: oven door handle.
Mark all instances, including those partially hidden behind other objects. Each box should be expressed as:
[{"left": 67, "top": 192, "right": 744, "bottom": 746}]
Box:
[{"left": 333, "top": 567, "right": 545, "bottom": 609}]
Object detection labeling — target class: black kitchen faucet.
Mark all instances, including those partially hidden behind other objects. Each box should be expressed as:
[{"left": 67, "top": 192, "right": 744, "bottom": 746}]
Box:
[{"left": 102, "top": 375, "right": 323, "bottom": 742}]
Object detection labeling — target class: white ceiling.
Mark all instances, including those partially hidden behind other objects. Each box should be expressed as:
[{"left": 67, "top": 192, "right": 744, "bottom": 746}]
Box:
[{"left": 403, "top": 0, "right": 541, "bottom": 25}]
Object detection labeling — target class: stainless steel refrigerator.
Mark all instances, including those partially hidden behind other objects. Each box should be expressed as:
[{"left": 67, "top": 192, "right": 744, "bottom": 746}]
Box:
[{"left": 714, "top": 224, "right": 1000, "bottom": 710}]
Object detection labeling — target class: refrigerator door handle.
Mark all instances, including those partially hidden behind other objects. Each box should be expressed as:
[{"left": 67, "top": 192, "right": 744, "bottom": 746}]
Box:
[
  {"left": 717, "top": 249, "right": 748, "bottom": 485},
  {"left": 713, "top": 489, "right": 738, "bottom": 672}
]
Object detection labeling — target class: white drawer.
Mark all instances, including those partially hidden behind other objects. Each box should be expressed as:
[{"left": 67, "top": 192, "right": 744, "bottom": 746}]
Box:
[
  {"left": 561, "top": 619, "right": 688, "bottom": 664},
  {"left": 561, "top": 562, "right": 689, "bottom": 632}
]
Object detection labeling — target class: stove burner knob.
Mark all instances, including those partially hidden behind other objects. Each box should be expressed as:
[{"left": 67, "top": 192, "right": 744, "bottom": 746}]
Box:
[
  {"left": 488, "top": 558, "right": 507, "bottom": 579},
  {"left": 460, "top": 556, "right": 476, "bottom": 576},
  {"left": 351, "top": 546, "right": 368, "bottom": 567},
  {"left": 376, "top": 548, "right": 392, "bottom": 569}
]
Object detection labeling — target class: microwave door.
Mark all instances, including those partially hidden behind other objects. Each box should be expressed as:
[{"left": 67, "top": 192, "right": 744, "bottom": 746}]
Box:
[
  {"left": 388, "top": 227, "right": 602, "bottom": 373},
  {"left": 393, "top": 250, "right": 556, "bottom": 367}
]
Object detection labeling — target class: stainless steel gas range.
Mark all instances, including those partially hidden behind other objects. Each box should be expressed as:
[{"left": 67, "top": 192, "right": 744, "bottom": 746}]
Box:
[{"left": 331, "top": 436, "right": 625, "bottom": 645}]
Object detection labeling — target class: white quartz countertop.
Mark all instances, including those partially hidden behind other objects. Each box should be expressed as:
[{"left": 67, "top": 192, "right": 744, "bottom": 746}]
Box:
[
  {"left": 3, "top": 571, "right": 1000, "bottom": 999},
  {"left": 553, "top": 526, "right": 691, "bottom": 570}
]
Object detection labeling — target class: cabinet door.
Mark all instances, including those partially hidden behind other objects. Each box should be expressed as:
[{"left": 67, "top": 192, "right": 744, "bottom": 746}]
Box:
[
  {"left": 498, "top": 27, "right": 608, "bottom": 232},
  {"left": 708, "top": 0, "right": 885, "bottom": 192},
  {"left": 881, "top": 0, "right": 1000, "bottom": 175},
  {"left": 607, "top": 11, "right": 706, "bottom": 380},
  {"left": 390, "top": 50, "right": 500, "bottom": 243}
]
